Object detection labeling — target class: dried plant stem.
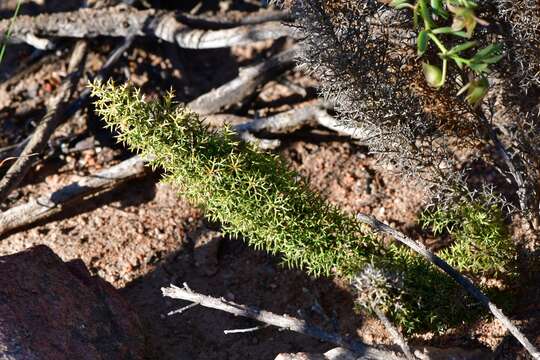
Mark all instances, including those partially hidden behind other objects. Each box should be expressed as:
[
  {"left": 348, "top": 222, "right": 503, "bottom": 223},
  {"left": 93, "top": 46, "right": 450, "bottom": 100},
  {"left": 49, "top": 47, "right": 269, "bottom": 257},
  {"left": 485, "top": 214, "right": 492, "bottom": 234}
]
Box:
[
  {"left": 356, "top": 213, "right": 540, "bottom": 360},
  {"left": 372, "top": 307, "right": 415, "bottom": 360},
  {"left": 162, "top": 283, "right": 402, "bottom": 359},
  {"left": 230, "top": 104, "right": 368, "bottom": 139},
  {"left": 0, "top": 6, "right": 297, "bottom": 50},
  {"left": 223, "top": 325, "right": 270, "bottom": 334},
  {"left": 0, "top": 41, "right": 87, "bottom": 204},
  {"left": 0, "top": 156, "right": 146, "bottom": 237},
  {"left": 188, "top": 46, "right": 298, "bottom": 115},
  {"left": 177, "top": 9, "right": 292, "bottom": 30}
]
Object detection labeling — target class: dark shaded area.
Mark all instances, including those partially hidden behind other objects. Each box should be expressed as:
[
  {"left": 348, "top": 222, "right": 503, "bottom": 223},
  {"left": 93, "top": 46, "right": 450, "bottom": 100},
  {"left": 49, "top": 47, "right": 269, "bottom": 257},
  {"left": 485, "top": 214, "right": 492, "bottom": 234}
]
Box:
[
  {"left": 121, "top": 234, "right": 361, "bottom": 360},
  {"left": 0, "top": 245, "right": 145, "bottom": 359}
]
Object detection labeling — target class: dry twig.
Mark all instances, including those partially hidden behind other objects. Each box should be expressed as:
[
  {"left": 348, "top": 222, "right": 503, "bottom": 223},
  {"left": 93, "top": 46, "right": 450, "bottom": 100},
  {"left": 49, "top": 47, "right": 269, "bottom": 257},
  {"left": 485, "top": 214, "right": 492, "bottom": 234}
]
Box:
[
  {"left": 176, "top": 9, "right": 292, "bottom": 30},
  {"left": 189, "top": 46, "right": 299, "bottom": 115},
  {"left": 205, "top": 104, "right": 368, "bottom": 143},
  {"left": 233, "top": 105, "right": 367, "bottom": 139},
  {"left": 372, "top": 307, "right": 415, "bottom": 360},
  {"left": 0, "top": 41, "right": 88, "bottom": 204},
  {"left": 162, "top": 283, "right": 402, "bottom": 359},
  {"left": 0, "top": 156, "right": 146, "bottom": 237},
  {"left": 0, "top": 5, "right": 298, "bottom": 50}
]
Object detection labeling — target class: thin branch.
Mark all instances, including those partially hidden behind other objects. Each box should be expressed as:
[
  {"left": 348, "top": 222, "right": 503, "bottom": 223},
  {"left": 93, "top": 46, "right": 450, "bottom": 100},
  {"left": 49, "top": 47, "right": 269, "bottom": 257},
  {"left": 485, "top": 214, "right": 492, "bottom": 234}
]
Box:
[
  {"left": 372, "top": 306, "right": 415, "bottom": 360},
  {"left": 0, "top": 41, "right": 88, "bottom": 204},
  {"left": 176, "top": 10, "right": 293, "bottom": 30},
  {"left": 167, "top": 303, "right": 199, "bottom": 316},
  {"left": 205, "top": 104, "right": 369, "bottom": 141},
  {"left": 0, "top": 155, "right": 147, "bottom": 237},
  {"left": 355, "top": 213, "right": 540, "bottom": 360},
  {"left": 232, "top": 104, "right": 369, "bottom": 139},
  {"left": 223, "top": 324, "right": 270, "bottom": 334},
  {"left": 162, "top": 283, "right": 403, "bottom": 359},
  {"left": 0, "top": 36, "right": 135, "bottom": 165},
  {"left": 0, "top": 5, "right": 298, "bottom": 50},
  {"left": 189, "top": 46, "right": 299, "bottom": 115}
]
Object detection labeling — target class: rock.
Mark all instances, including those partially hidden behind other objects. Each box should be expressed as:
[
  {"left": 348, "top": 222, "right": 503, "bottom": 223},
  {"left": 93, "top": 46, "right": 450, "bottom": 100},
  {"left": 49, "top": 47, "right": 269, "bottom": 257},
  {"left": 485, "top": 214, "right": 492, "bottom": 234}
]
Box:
[{"left": 0, "top": 245, "right": 145, "bottom": 359}]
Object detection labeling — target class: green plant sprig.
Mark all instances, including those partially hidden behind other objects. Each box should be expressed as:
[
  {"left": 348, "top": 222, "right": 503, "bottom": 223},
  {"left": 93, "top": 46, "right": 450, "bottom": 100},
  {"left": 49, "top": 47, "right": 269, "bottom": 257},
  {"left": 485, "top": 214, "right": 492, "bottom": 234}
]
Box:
[
  {"left": 420, "top": 201, "right": 517, "bottom": 276},
  {"left": 390, "top": 0, "right": 502, "bottom": 106},
  {"left": 0, "top": 0, "right": 23, "bottom": 64},
  {"left": 90, "top": 80, "right": 511, "bottom": 334}
]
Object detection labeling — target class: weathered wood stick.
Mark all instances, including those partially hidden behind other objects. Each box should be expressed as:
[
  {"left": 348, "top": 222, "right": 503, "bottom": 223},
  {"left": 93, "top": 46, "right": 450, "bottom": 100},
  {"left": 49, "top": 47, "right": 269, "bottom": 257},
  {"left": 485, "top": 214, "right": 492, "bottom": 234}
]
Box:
[
  {"left": 0, "top": 156, "right": 146, "bottom": 237},
  {"left": 372, "top": 307, "right": 414, "bottom": 360},
  {"left": 0, "top": 5, "right": 298, "bottom": 50},
  {"left": 189, "top": 46, "right": 298, "bottom": 115},
  {"left": 176, "top": 9, "right": 292, "bottom": 30},
  {"left": 162, "top": 283, "right": 403, "bottom": 359},
  {"left": 231, "top": 104, "right": 368, "bottom": 139},
  {"left": 0, "top": 41, "right": 88, "bottom": 204}
]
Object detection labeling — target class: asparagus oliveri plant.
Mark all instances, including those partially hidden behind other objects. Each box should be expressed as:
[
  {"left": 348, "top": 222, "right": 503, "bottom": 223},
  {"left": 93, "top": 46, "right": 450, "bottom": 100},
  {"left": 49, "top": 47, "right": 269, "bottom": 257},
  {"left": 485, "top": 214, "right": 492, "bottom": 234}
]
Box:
[{"left": 90, "top": 80, "right": 516, "bottom": 334}]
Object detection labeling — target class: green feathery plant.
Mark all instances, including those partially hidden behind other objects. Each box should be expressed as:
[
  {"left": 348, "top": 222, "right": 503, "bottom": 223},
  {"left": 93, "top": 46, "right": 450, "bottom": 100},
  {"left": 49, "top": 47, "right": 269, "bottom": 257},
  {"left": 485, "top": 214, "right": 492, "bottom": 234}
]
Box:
[
  {"left": 354, "top": 244, "right": 482, "bottom": 334},
  {"left": 421, "top": 201, "right": 517, "bottom": 276},
  {"left": 0, "top": 0, "right": 23, "bottom": 64},
  {"left": 90, "top": 80, "right": 381, "bottom": 278},
  {"left": 90, "top": 80, "right": 511, "bottom": 334},
  {"left": 390, "top": 0, "right": 502, "bottom": 106}
]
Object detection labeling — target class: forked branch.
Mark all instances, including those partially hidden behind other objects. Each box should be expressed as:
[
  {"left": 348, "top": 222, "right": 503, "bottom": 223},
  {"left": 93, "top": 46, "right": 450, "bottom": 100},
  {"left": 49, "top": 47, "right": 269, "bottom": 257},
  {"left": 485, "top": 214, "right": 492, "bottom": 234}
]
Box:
[{"left": 162, "top": 283, "right": 403, "bottom": 359}]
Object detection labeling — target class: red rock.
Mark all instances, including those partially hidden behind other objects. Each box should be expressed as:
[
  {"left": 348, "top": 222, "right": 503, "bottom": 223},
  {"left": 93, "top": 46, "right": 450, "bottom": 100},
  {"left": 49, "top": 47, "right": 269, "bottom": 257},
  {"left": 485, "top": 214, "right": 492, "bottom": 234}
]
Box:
[{"left": 0, "top": 245, "right": 145, "bottom": 359}]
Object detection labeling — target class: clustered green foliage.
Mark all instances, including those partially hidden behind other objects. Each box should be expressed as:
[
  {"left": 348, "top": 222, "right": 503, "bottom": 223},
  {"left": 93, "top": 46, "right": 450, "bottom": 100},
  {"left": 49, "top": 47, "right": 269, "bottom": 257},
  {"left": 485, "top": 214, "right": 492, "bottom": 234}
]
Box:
[
  {"left": 421, "top": 201, "right": 516, "bottom": 276},
  {"left": 90, "top": 80, "right": 380, "bottom": 278},
  {"left": 382, "top": 244, "right": 482, "bottom": 333},
  {"left": 90, "top": 80, "right": 496, "bottom": 334},
  {"left": 354, "top": 246, "right": 481, "bottom": 334},
  {"left": 390, "top": 0, "right": 502, "bottom": 106}
]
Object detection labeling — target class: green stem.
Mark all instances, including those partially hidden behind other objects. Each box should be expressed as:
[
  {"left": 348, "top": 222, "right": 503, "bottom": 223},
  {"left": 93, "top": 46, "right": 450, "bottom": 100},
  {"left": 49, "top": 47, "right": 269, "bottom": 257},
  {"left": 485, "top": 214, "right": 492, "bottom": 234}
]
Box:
[
  {"left": 0, "top": 0, "right": 23, "bottom": 64},
  {"left": 427, "top": 32, "right": 448, "bottom": 54},
  {"left": 418, "top": 0, "right": 434, "bottom": 30},
  {"left": 438, "top": 59, "right": 448, "bottom": 87}
]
